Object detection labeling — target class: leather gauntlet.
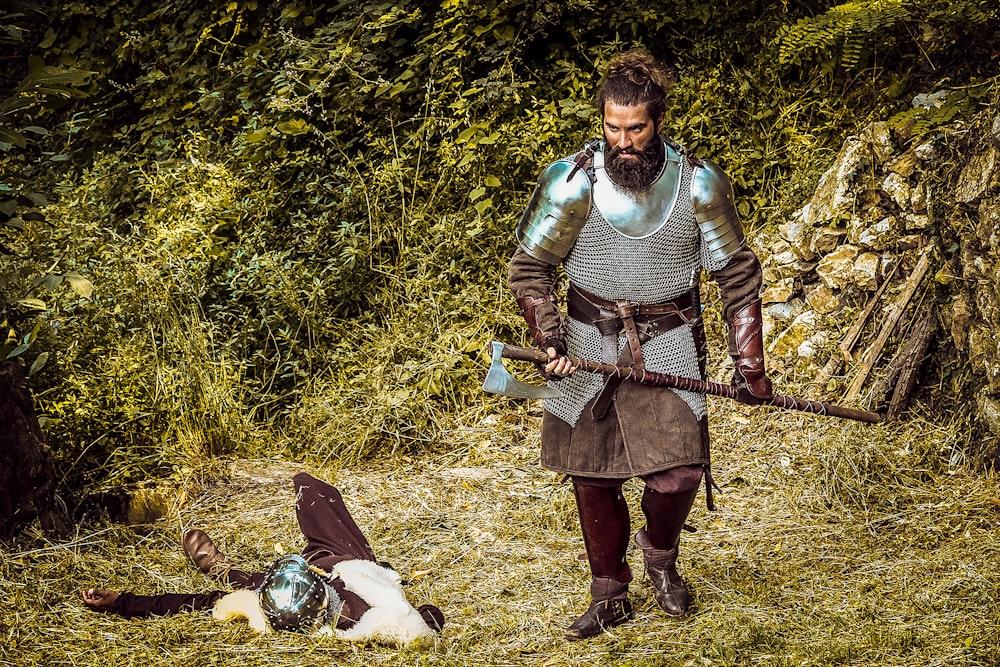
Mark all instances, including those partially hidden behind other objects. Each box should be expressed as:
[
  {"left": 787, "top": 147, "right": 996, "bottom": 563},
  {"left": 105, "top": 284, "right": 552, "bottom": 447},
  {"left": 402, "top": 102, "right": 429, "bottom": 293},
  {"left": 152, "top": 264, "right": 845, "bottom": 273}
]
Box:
[
  {"left": 516, "top": 294, "right": 566, "bottom": 380},
  {"left": 729, "top": 299, "right": 773, "bottom": 402},
  {"left": 516, "top": 294, "right": 566, "bottom": 354}
]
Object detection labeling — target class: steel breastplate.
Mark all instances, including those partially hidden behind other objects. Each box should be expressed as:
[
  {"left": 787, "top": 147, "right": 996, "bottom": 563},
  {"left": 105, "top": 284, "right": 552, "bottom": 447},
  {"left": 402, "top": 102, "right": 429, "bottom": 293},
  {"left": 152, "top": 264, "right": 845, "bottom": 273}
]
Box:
[{"left": 592, "top": 141, "right": 682, "bottom": 238}]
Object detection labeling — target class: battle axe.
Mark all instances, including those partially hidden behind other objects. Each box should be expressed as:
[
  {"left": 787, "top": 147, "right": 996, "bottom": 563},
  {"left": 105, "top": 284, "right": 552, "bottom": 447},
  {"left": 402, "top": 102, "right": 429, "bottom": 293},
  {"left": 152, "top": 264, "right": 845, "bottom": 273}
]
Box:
[{"left": 482, "top": 341, "right": 881, "bottom": 424}]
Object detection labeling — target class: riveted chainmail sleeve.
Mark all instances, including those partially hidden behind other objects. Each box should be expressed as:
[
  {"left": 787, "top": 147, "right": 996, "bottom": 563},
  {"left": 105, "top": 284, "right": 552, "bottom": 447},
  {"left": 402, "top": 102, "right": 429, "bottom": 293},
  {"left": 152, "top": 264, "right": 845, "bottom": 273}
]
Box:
[
  {"left": 709, "top": 248, "right": 764, "bottom": 356},
  {"left": 508, "top": 246, "right": 565, "bottom": 351}
]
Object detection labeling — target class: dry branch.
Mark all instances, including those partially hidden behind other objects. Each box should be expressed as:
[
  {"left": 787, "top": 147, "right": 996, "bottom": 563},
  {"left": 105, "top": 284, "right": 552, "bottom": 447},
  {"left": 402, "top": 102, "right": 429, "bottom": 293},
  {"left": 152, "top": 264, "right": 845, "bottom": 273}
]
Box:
[
  {"left": 884, "top": 303, "right": 937, "bottom": 420},
  {"left": 814, "top": 261, "right": 900, "bottom": 388},
  {"left": 845, "top": 248, "right": 932, "bottom": 402}
]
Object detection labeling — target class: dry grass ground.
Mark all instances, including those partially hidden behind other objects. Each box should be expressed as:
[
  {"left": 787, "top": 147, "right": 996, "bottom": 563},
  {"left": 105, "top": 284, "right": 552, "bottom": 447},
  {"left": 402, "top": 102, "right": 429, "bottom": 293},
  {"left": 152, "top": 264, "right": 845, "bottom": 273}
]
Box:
[{"left": 3, "top": 397, "right": 1000, "bottom": 666}]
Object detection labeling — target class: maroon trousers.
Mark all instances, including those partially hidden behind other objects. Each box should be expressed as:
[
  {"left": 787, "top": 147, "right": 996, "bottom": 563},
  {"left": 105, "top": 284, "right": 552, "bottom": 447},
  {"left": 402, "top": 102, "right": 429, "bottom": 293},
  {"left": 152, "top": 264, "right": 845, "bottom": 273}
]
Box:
[{"left": 105, "top": 473, "right": 376, "bottom": 628}]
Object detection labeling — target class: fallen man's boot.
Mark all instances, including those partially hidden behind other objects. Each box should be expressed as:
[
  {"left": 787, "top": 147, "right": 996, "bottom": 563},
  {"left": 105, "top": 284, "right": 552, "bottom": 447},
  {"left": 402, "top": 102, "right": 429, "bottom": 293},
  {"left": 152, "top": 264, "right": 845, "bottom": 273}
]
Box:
[
  {"left": 565, "top": 597, "right": 633, "bottom": 640},
  {"left": 635, "top": 529, "right": 689, "bottom": 616},
  {"left": 183, "top": 529, "right": 236, "bottom": 582}
]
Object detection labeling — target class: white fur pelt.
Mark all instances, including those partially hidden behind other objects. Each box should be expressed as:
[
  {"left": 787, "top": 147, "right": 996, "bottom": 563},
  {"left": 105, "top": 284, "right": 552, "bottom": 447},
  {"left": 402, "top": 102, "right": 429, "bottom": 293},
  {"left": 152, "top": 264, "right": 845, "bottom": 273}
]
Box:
[
  {"left": 210, "top": 560, "right": 435, "bottom": 646},
  {"left": 212, "top": 588, "right": 271, "bottom": 634},
  {"left": 328, "top": 559, "right": 435, "bottom": 646}
]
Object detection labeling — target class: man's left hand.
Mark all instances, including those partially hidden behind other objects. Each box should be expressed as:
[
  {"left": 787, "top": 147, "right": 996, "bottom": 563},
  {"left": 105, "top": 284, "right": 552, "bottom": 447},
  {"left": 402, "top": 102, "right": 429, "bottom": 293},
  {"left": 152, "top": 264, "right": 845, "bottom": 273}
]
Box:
[{"left": 731, "top": 364, "right": 773, "bottom": 405}]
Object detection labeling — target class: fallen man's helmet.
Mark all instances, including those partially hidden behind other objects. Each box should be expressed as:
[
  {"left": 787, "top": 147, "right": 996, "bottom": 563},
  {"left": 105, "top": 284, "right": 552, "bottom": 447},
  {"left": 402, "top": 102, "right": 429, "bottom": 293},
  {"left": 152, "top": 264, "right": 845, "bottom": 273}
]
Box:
[{"left": 258, "top": 554, "right": 342, "bottom": 631}]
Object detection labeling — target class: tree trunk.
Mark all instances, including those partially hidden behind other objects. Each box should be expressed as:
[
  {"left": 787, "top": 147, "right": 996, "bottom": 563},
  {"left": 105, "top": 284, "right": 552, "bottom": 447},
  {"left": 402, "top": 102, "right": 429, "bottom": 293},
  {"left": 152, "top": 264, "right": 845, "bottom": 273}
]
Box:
[{"left": 0, "top": 359, "right": 68, "bottom": 539}]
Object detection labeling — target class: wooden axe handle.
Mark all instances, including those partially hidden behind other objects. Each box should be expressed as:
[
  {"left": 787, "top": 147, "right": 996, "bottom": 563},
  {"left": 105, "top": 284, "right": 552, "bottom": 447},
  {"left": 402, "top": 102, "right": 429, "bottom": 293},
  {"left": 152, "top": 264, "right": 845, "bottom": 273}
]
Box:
[{"left": 499, "top": 344, "right": 881, "bottom": 424}]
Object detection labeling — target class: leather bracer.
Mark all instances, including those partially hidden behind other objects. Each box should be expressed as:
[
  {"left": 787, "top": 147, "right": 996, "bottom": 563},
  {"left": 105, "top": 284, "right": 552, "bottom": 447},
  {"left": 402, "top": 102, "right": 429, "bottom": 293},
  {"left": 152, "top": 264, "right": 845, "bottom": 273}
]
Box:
[
  {"left": 728, "top": 299, "right": 773, "bottom": 400},
  {"left": 516, "top": 294, "right": 566, "bottom": 355}
]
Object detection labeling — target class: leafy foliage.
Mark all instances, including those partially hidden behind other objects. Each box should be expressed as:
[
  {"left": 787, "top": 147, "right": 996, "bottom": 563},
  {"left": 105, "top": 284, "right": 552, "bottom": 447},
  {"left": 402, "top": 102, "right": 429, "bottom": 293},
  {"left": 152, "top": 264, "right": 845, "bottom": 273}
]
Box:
[
  {"left": 3, "top": 0, "right": 998, "bottom": 496},
  {"left": 775, "top": 0, "right": 999, "bottom": 77},
  {"left": 0, "top": 2, "right": 95, "bottom": 366}
]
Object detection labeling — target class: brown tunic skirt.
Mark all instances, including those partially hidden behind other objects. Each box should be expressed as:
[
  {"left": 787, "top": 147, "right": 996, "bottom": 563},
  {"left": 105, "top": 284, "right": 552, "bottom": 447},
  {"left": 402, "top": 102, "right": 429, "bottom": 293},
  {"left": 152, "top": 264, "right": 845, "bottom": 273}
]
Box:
[
  {"left": 541, "top": 378, "right": 707, "bottom": 478},
  {"left": 510, "top": 245, "right": 764, "bottom": 480}
]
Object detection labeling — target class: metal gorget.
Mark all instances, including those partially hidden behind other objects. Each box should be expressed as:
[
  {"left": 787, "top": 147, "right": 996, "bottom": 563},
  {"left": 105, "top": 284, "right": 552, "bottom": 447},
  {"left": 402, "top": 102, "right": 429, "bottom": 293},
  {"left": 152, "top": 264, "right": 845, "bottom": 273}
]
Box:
[{"left": 592, "top": 141, "right": 682, "bottom": 239}]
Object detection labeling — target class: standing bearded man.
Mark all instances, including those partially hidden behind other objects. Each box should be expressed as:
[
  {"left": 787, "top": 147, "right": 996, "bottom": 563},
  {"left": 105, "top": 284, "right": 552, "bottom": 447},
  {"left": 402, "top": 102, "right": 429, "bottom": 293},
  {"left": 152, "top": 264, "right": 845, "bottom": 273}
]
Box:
[{"left": 507, "top": 48, "right": 772, "bottom": 640}]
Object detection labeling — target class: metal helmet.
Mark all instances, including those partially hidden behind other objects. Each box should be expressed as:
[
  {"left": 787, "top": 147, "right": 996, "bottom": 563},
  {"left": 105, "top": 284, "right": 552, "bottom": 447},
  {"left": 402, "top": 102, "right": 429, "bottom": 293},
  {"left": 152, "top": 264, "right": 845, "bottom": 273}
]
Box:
[{"left": 257, "top": 555, "right": 341, "bottom": 632}]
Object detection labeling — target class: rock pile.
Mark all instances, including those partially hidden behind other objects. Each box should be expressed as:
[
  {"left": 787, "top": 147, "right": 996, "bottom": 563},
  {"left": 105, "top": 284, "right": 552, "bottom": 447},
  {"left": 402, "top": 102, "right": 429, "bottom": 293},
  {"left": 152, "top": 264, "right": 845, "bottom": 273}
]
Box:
[{"left": 755, "top": 104, "right": 1000, "bottom": 460}]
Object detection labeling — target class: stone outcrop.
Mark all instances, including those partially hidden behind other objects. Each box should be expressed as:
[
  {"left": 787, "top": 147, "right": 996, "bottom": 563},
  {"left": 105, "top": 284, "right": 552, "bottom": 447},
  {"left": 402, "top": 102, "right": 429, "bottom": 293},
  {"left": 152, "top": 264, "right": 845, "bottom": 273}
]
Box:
[{"left": 755, "top": 100, "right": 1000, "bottom": 464}]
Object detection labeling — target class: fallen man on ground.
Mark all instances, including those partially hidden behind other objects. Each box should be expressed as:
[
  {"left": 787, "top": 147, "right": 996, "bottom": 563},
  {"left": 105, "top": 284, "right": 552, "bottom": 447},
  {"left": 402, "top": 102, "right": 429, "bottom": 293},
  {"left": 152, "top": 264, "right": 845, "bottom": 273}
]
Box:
[{"left": 81, "top": 472, "right": 444, "bottom": 645}]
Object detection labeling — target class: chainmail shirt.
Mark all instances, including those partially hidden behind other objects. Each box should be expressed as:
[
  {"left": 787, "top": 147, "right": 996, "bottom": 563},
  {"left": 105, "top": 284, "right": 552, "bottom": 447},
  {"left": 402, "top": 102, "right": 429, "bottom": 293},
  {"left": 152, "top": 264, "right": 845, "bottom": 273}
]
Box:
[{"left": 544, "top": 146, "right": 733, "bottom": 426}]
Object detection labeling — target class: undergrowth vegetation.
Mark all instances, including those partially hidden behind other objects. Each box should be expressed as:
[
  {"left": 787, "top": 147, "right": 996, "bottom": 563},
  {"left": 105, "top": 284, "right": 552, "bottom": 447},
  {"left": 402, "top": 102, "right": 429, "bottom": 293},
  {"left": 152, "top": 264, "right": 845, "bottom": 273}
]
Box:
[{"left": 1, "top": 0, "right": 998, "bottom": 500}]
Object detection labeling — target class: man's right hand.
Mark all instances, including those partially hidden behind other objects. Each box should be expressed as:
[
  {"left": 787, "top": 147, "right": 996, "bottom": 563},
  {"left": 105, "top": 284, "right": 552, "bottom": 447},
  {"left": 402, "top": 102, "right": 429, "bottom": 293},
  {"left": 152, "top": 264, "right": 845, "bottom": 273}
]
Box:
[{"left": 544, "top": 346, "right": 577, "bottom": 378}]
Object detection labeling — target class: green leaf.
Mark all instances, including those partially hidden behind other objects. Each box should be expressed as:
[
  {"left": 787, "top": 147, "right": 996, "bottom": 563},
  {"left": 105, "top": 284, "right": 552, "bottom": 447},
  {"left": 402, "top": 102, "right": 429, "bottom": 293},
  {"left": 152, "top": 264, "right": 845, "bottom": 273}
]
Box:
[
  {"left": 456, "top": 126, "right": 479, "bottom": 143},
  {"left": 484, "top": 175, "right": 501, "bottom": 187},
  {"left": 0, "top": 128, "right": 27, "bottom": 148},
  {"left": 65, "top": 271, "right": 94, "bottom": 298},
  {"left": 28, "top": 351, "right": 49, "bottom": 377},
  {"left": 38, "top": 29, "right": 56, "bottom": 49},
  {"left": 473, "top": 198, "right": 493, "bottom": 215},
  {"left": 277, "top": 119, "right": 310, "bottom": 135},
  {"left": 387, "top": 82, "right": 409, "bottom": 98},
  {"left": 5, "top": 342, "right": 29, "bottom": 359},
  {"left": 15, "top": 298, "right": 47, "bottom": 310}
]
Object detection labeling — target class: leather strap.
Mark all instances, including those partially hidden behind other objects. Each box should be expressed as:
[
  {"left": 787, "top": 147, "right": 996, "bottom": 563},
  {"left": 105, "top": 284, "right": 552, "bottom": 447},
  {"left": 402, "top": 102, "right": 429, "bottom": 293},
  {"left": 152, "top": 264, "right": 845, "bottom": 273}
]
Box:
[{"left": 568, "top": 283, "right": 694, "bottom": 318}]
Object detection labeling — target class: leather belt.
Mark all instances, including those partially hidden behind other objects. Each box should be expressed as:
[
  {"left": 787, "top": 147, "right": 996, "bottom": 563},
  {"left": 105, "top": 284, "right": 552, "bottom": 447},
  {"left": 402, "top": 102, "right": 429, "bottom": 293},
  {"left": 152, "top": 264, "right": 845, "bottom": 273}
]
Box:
[
  {"left": 566, "top": 284, "right": 698, "bottom": 419},
  {"left": 567, "top": 284, "right": 694, "bottom": 330}
]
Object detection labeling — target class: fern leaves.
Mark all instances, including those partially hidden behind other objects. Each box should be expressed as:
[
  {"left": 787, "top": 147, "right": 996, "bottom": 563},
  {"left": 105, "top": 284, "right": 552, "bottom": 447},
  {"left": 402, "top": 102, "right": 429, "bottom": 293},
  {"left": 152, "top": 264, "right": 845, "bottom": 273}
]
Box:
[{"left": 775, "top": 0, "right": 912, "bottom": 71}]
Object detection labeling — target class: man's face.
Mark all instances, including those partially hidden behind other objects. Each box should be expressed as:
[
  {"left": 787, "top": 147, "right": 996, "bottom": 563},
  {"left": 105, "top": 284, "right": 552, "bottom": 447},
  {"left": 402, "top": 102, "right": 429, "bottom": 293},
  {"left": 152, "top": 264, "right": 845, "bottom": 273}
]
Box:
[{"left": 602, "top": 101, "right": 664, "bottom": 191}]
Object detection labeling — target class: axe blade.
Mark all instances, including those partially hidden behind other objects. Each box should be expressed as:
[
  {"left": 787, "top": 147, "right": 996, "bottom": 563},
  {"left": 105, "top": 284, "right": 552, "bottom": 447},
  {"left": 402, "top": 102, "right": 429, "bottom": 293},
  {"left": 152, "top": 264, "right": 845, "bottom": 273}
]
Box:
[{"left": 482, "top": 341, "right": 564, "bottom": 399}]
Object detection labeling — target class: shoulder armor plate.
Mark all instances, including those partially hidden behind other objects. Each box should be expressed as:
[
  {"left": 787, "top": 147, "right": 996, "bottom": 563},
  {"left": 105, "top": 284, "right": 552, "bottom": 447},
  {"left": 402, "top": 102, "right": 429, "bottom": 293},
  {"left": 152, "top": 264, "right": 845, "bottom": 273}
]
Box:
[
  {"left": 691, "top": 158, "right": 746, "bottom": 264},
  {"left": 515, "top": 158, "right": 593, "bottom": 265}
]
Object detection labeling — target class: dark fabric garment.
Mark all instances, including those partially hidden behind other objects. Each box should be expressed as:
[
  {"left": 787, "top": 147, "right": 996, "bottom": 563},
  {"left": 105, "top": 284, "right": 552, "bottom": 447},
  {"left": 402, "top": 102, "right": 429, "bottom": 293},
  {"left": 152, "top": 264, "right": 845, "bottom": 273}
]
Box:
[
  {"left": 108, "top": 590, "right": 227, "bottom": 619},
  {"left": 507, "top": 247, "right": 562, "bottom": 346},
  {"left": 98, "top": 473, "right": 377, "bottom": 629},
  {"left": 230, "top": 571, "right": 265, "bottom": 589},
  {"left": 572, "top": 482, "right": 633, "bottom": 586},
  {"left": 572, "top": 464, "right": 703, "bottom": 494},
  {"left": 640, "top": 486, "right": 699, "bottom": 550},
  {"left": 294, "top": 472, "right": 378, "bottom": 566},
  {"left": 294, "top": 472, "right": 378, "bottom": 627},
  {"left": 540, "top": 380, "right": 706, "bottom": 478},
  {"left": 711, "top": 248, "right": 765, "bottom": 356}
]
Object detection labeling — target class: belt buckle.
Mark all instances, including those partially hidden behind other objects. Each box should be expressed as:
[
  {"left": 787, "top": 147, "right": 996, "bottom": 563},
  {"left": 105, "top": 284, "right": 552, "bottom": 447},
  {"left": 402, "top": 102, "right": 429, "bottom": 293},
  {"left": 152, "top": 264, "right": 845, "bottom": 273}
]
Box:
[{"left": 614, "top": 300, "right": 638, "bottom": 319}]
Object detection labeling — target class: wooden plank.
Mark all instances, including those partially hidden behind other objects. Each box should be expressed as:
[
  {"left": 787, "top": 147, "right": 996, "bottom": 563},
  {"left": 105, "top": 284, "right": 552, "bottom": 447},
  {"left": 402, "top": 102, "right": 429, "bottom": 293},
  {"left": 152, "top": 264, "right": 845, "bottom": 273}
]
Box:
[
  {"left": 844, "top": 248, "right": 932, "bottom": 401},
  {"left": 814, "top": 261, "right": 900, "bottom": 388},
  {"left": 885, "top": 303, "right": 936, "bottom": 420},
  {"left": 838, "top": 261, "right": 900, "bottom": 360}
]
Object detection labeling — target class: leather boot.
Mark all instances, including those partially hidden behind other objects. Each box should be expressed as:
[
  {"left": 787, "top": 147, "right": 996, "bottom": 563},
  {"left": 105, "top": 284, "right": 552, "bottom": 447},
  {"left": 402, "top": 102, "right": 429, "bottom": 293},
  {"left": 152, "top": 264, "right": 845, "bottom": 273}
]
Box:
[
  {"left": 638, "top": 486, "right": 698, "bottom": 616},
  {"left": 565, "top": 577, "right": 633, "bottom": 640},
  {"left": 182, "top": 529, "right": 252, "bottom": 587},
  {"left": 565, "top": 482, "right": 633, "bottom": 639},
  {"left": 635, "top": 530, "right": 688, "bottom": 616}
]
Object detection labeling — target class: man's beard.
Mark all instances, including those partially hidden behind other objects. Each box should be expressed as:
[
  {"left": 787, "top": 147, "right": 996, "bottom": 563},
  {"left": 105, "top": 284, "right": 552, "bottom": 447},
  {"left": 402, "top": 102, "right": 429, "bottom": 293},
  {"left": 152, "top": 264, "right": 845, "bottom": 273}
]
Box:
[{"left": 604, "top": 138, "right": 665, "bottom": 193}]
